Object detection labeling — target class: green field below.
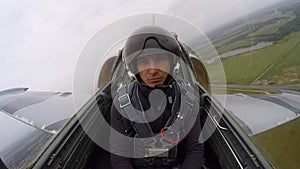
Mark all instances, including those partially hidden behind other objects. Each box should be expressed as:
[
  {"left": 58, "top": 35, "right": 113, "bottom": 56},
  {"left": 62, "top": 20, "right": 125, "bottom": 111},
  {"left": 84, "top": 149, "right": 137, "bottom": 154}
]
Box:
[
  {"left": 210, "top": 31, "right": 300, "bottom": 86},
  {"left": 211, "top": 8, "right": 296, "bottom": 54},
  {"left": 212, "top": 31, "right": 300, "bottom": 168},
  {"left": 207, "top": 4, "right": 300, "bottom": 169},
  {"left": 251, "top": 117, "right": 300, "bottom": 169}
]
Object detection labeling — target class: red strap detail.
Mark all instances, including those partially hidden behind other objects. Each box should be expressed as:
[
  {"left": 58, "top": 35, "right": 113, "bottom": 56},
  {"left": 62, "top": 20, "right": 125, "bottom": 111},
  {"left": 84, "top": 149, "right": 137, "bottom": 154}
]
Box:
[{"left": 159, "top": 127, "right": 179, "bottom": 144}]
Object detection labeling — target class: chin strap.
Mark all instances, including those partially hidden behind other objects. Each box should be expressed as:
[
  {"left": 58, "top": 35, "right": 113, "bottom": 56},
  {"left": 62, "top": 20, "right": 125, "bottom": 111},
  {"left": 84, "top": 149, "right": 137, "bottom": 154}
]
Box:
[{"left": 155, "top": 80, "right": 176, "bottom": 89}]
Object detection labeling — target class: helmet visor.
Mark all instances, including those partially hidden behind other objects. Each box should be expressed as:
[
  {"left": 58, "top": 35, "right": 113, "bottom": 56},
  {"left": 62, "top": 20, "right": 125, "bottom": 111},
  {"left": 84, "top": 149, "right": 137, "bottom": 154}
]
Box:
[
  {"left": 126, "top": 48, "right": 176, "bottom": 75},
  {"left": 123, "top": 31, "right": 181, "bottom": 65}
]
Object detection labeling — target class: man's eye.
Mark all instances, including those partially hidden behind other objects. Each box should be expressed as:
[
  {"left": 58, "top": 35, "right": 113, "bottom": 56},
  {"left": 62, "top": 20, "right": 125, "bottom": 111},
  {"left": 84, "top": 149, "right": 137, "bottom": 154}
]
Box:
[{"left": 156, "top": 56, "right": 168, "bottom": 61}]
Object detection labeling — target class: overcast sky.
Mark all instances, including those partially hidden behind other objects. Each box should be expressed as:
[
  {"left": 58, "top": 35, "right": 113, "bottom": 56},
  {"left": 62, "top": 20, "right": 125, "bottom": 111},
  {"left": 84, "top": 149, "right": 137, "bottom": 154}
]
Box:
[{"left": 0, "top": 0, "right": 283, "bottom": 92}]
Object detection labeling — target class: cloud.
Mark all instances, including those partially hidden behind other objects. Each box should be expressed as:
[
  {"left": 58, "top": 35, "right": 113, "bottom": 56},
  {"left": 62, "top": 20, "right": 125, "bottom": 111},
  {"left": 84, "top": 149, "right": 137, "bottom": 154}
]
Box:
[{"left": 0, "top": 0, "right": 284, "bottom": 92}]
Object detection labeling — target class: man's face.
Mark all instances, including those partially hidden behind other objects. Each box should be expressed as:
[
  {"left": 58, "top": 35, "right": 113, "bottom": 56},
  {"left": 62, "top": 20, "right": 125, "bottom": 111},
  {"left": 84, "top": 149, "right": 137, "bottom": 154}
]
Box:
[{"left": 136, "top": 55, "right": 170, "bottom": 88}]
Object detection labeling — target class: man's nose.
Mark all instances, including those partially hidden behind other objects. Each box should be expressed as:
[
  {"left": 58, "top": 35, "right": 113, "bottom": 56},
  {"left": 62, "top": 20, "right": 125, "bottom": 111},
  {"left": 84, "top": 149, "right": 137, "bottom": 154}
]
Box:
[
  {"left": 148, "top": 59, "right": 157, "bottom": 68},
  {"left": 147, "top": 59, "right": 159, "bottom": 73}
]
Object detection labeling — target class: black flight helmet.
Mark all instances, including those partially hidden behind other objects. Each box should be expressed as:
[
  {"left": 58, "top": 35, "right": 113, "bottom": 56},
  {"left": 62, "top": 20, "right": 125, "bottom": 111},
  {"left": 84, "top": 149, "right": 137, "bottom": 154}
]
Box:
[{"left": 122, "top": 26, "right": 182, "bottom": 76}]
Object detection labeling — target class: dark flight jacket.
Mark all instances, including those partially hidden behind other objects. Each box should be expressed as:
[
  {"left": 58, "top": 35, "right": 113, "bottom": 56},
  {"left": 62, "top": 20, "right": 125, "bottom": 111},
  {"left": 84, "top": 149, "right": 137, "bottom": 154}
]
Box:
[{"left": 110, "top": 77, "right": 204, "bottom": 169}]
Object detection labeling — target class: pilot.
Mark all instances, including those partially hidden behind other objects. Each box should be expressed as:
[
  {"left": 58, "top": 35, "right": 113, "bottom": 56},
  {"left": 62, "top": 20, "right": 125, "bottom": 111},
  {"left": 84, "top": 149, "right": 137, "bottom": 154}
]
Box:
[{"left": 110, "top": 25, "right": 204, "bottom": 169}]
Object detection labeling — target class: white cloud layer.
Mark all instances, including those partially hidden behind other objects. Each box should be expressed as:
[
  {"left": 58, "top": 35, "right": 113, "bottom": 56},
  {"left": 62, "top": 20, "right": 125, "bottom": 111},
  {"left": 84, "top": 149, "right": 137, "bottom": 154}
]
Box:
[{"left": 0, "top": 0, "right": 283, "bottom": 92}]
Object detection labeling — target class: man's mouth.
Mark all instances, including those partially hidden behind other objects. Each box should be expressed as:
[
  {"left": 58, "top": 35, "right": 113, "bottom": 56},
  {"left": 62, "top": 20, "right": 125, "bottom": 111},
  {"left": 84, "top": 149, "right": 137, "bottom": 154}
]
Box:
[{"left": 148, "top": 76, "right": 162, "bottom": 83}]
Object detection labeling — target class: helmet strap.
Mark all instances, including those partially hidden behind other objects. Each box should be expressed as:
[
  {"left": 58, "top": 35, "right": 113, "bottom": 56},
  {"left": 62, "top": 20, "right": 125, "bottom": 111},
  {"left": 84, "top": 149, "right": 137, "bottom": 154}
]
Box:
[
  {"left": 127, "top": 70, "right": 136, "bottom": 80},
  {"left": 173, "top": 63, "right": 180, "bottom": 75}
]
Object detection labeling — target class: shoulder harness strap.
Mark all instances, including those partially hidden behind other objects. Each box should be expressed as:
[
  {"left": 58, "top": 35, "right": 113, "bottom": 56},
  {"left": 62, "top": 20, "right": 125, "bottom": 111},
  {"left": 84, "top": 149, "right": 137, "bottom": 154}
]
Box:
[
  {"left": 161, "top": 80, "right": 196, "bottom": 144},
  {"left": 117, "top": 82, "right": 154, "bottom": 144}
]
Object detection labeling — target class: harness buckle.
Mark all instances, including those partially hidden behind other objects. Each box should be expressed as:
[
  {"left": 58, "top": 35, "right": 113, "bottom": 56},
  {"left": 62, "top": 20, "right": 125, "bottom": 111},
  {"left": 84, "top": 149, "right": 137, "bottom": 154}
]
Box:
[
  {"left": 160, "top": 127, "right": 180, "bottom": 144},
  {"left": 118, "top": 94, "right": 131, "bottom": 108},
  {"left": 145, "top": 148, "right": 169, "bottom": 157}
]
